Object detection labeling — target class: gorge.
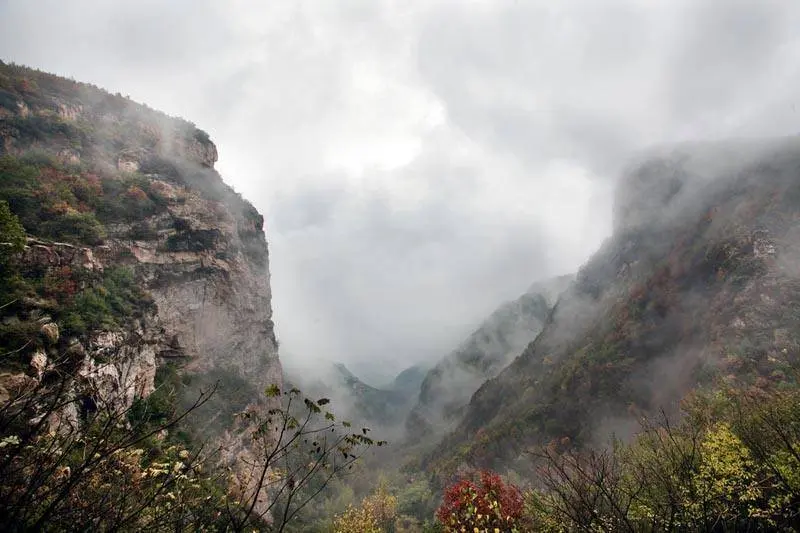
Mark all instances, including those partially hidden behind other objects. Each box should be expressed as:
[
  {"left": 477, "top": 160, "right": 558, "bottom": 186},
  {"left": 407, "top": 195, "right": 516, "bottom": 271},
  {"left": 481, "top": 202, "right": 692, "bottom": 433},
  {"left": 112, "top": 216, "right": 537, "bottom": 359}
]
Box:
[{"left": 2, "top": 59, "right": 800, "bottom": 531}]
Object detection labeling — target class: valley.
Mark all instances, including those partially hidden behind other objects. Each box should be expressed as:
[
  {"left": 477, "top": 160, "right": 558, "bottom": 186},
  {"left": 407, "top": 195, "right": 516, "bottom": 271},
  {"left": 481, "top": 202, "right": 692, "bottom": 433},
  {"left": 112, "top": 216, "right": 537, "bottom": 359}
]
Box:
[{"left": 1, "top": 56, "right": 800, "bottom": 531}]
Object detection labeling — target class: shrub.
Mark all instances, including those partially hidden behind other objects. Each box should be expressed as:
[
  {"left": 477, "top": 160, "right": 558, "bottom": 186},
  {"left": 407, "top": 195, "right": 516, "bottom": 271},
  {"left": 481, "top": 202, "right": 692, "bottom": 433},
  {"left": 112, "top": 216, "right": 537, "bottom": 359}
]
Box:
[
  {"left": 0, "top": 156, "right": 41, "bottom": 232},
  {"left": 41, "top": 266, "right": 78, "bottom": 301},
  {"left": 128, "top": 363, "right": 182, "bottom": 428},
  {"left": 40, "top": 211, "right": 105, "bottom": 244},
  {"left": 60, "top": 267, "right": 151, "bottom": 337},
  {"left": 332, "top": 482, "right": 398, "bottom": 532},
  {"left": 436, "top": 470, "right": 524, "bottom": 532},
  {"left": 0, "top": 199, "right": 26, "bottom": 261},
  {"left": 0, "top": 156, "right": 111, "bottom": 245},
  {"left": 0, "top": 88, "right": 19, "bottom": 110},
  {"left": 530, "top": 383, "right": 800, "bottom": 531},
  {"left": 95, "top": 175, "right": 166, "bottom": 223}
]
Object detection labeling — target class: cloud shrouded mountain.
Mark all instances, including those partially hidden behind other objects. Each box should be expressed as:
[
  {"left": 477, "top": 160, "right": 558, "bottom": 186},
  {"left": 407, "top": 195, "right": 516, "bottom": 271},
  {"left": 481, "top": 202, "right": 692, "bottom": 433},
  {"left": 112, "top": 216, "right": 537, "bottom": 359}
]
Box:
[{"left": 3, "top": 0, "right": 799, "bottom": 380}]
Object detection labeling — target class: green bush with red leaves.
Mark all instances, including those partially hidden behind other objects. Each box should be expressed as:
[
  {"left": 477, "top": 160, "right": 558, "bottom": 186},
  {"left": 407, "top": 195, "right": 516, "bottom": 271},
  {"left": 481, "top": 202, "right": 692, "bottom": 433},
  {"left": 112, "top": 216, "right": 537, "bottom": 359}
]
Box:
[{"left": 436, "top": 470, "right": 524, "bottom": 532}]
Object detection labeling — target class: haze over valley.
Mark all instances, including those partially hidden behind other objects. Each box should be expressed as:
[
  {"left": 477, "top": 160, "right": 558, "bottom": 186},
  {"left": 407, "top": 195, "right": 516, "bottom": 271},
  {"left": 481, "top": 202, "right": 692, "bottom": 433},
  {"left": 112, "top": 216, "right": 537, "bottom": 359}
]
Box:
[{"left": 2, "top": 1, "right": 800, "bottom": 531}]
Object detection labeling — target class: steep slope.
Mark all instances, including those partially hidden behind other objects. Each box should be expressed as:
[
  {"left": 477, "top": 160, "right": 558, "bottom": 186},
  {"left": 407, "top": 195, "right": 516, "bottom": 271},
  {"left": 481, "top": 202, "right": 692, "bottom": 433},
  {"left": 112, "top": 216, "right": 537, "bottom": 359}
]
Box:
[
  {"left": 290, "top": 363, "right": 420, "bottom": 430},
  {"left": 331, "top": 363, "right": 412, "bottom": 425},
  {"left": 407, "top": 275, "right": 573, "bottom": 438},
  {"left": 429, "top": 137, "right": 800, "bottom": 477},
  {"left": 388, "top": 364, "right": 427, "bottom": 396},
  {"left": 0, "top": 62, "right": 280, "bottom": 435}
]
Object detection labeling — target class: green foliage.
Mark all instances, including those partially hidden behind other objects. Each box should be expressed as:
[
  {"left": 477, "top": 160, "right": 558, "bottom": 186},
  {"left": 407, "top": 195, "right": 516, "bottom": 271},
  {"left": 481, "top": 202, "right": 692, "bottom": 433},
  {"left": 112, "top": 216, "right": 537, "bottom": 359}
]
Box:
[
  {"left": 230, "top": 385, "right": 386, "bottom": 531},
  {"left": 129, "top": 363, "right": 182, "bottom": 430},
  {"left": 173, "top": 367, "right": 259, "bottom": 443},
  {"left": 6, "top": 114, "right": 86, "bottom": 147},
  {"left": 40, "top": 211, "right": 105, "bottom": 245},
  {"left": 0, "top": 155, "right": 42, "bottom": 233},
  {"left": 332, "top": 485, "right": 398, "bottom": 533},
  {"left": 0, "top": 371, "right": 228, "bottom": 532},
  {"left": 0, "top": 155, "right": 106, "bottom": 244},
  {"left": 0, "top": 354, "right": 383, "bottom": 532},
  {"left": 0, "top": 200, "right": 25, "bottom": 267},
  {"left": 0, "top": 154, "right": 176, "bottom": 246},
  {"left": 63, "top": 289, "right": 113, "bottom": 333},
  {"left": 127, "top": 221, "right": 159, "bottom": 240},
  {"left": 0, "top": 88, "right": 19, "bottom": 110},
  {"left": 60, "top": 266, "right": 152, "bottom": 337},
  {"left": 396, "top": 478, "right": 435, "bottom": 519},
  {"left": 94, "top": 174, "right": 169, "bottom": 224},
  {"left": 192, "top": 127, "right": 211, "bottom": 144},
  {"left": 529, "top": 383, "right": 800, "bottom": 531}
]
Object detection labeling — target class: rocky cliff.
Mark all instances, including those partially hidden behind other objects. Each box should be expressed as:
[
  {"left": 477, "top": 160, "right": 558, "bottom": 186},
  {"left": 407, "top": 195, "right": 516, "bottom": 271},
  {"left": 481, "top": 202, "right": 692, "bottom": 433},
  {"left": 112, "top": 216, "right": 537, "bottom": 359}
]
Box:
[
  {"left": 427, "top": 137, "right": 800, "bottom": 478},
  {"left": 0, "top": 62, "right": 280, "bottom": 437}
]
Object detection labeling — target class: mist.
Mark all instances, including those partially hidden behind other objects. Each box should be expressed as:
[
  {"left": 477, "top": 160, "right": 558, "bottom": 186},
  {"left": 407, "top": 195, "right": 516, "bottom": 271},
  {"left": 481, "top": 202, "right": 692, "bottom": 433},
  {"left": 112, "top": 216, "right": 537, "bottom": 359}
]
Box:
[{"left": 3, "top": 0, "right": 800, "bottom": 382}]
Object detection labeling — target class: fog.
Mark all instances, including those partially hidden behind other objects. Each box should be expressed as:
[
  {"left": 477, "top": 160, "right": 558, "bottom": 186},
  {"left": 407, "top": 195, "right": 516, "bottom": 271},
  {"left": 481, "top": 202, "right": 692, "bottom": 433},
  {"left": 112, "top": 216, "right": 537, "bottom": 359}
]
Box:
[{"left": 2, "top": 0, "right": 800, "bottom": 382}]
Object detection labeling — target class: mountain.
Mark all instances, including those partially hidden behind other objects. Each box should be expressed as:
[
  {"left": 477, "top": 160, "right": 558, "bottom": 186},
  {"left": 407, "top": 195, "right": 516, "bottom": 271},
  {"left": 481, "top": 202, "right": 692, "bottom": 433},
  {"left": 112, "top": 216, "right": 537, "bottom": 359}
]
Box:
[
  {"left": 425, "top": 137, "right": 800, "bottom": 478},
  {"left": 0, "top": 61, "right": 281, "bottom": 455},
  {"left": 406, "top": 275, "right": 573, "bottom": 438},
  {"left": 332, "top": 363, "right": 411, "bottom": 424},
  {"left": 287, "top": 362, "right": 423, "bottom": 430},
  {"left": 388, "top": 364, "right": 427, "bottom": 396}
]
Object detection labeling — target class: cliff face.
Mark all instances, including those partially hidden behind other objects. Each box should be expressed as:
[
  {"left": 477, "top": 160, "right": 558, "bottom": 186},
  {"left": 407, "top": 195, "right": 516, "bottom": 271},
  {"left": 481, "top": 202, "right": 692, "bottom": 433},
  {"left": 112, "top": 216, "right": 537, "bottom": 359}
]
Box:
[
  {"left": 0, "top": 62, "right": 280, "bottom": 433},
  {"left": 406, "top": 275, "right": 573, "bottom": 438},
  {"left": 426, "top": 137, "right": 800, "bottom": 478}
]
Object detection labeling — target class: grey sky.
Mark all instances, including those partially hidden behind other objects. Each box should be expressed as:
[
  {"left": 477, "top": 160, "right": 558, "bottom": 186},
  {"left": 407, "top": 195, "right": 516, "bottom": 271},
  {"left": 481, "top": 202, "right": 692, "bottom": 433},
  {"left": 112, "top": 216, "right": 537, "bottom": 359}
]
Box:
[{"left": 2, "top": 0, "right": 799, "bottom": 382}]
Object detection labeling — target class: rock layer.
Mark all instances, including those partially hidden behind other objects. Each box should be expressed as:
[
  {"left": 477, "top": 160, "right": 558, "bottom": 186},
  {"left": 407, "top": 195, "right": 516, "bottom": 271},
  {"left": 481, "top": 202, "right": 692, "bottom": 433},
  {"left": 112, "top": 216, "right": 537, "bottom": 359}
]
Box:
[{"left": 0, "top": 62, "right": 281, "bottom": 438}]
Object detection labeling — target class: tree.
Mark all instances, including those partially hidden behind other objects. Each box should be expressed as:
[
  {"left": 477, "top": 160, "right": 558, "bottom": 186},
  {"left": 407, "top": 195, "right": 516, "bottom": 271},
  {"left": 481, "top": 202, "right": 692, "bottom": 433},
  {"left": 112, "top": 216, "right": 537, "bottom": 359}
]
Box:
[
  {"left": 527, "top": 381, "right": 800, "bottom": 532},
  {"left": 332, "top": 485, "right": 398, "bottom": 533},
  {"left": 0, "top": 199, "right": 25, "bottom": 263},
  {"left": 0, "top": 356, "right": 384, "bottom": 531},
  {"left": 0, "top": 353, "right": 224, "bottom": 532},
  {"left": 224, "top": 385, "right": 387, "bottom": 531}
]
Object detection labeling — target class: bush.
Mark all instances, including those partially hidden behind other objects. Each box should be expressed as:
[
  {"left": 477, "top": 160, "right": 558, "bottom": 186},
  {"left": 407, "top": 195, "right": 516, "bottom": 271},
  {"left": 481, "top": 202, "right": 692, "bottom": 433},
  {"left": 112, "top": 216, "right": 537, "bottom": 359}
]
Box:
[
  {"left": 0, "top": 156, "right": 108, "bottom": 245},
  {"left": 529, "top": 383, "right": 800, "bottom": 531},
  {"left": 436, "top": 470, "right": 524, "bottom": 532},
  {"left": 40, "top": 211, "right": 105, "bottom": 244},
  {"left": 60, "top": 267, "right": 152, "bottom": 337},
  {"left": 0, "top": 156, "right": 41, "bottom": 232},
  {"left": 7, "top": 116, "right": 86, "bottom": 151},
  {"left": 95, "top": 175, "right": 167, "bottom": 223},
  {"left": 0, "top": 371, "right": 226, "bottom": 532},
  {"left": 0, "top": 199, "right": 26, "bottom": 262},
  {"left": 333, "top": 485, "right": 398, "bottom": 533},
  {"left": 0, "top": 88, "right": 19, "bottom": 111},
  {"left": 129, "top": 363, "right": 182, "bottom": 428}
]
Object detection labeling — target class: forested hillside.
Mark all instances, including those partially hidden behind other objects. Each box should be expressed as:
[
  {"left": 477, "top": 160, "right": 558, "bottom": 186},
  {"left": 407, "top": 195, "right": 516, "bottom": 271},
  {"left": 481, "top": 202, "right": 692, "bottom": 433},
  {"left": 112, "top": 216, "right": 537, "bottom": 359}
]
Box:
[{"left": 423, "top": 139, "right": 800, "bottom": 529}]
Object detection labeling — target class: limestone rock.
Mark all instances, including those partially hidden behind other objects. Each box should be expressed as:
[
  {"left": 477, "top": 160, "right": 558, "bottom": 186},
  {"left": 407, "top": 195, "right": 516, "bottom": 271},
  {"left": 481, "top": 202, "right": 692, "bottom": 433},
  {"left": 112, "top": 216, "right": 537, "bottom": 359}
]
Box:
[
  {"left": 55, "top": 101, "right": 82, "bottom": 121},
  {"left": 30, "top": 349, "right": 48, "bottom": 378},
  {"left": 0, "top": 63, "right": 282, "bottom": 503},
  {"left": 39, "top": 322, "right": 59, "bottom": 344}
]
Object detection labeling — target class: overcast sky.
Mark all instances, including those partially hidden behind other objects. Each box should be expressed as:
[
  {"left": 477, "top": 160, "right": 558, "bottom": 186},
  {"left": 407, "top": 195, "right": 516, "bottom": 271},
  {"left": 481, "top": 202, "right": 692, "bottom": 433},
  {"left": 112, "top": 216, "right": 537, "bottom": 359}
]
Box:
[{"left": 2, "top": 0, "right": 800, "bottom": 382}]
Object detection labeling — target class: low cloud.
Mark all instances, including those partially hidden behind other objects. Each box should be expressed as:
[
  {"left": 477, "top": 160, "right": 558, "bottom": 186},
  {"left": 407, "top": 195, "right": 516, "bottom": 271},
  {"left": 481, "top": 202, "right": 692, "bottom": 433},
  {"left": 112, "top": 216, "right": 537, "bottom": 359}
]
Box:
[{"left": 2, "top": 0, "right": 799, "bottom": 381}]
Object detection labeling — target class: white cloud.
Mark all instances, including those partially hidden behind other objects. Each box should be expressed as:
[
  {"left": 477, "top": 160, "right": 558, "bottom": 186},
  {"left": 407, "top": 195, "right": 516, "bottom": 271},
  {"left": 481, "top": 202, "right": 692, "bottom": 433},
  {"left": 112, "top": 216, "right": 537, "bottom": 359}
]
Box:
[{"left": 2, "top": 0, "right": 799, "bottom": 381}]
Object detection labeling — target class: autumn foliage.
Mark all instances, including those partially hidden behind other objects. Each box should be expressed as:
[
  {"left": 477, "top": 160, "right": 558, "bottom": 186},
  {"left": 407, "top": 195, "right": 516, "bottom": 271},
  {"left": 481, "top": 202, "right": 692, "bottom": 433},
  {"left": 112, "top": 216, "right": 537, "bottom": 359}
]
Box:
[{"left": 436, "top": 470, "right": 523, "bottom": 532}]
